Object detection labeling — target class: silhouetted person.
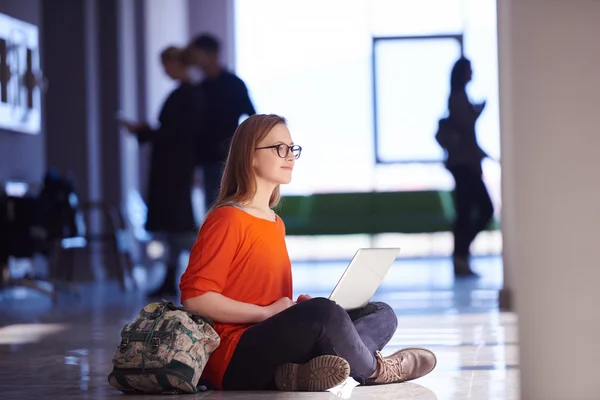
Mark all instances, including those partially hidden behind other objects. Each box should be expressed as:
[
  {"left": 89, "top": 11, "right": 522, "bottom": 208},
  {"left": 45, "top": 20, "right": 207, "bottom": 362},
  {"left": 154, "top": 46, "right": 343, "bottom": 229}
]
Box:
[
  {"left": 186, "top": 33, "right": 256, "bottom": 211},
  {"left": 121, "top": 46, "right": 203, "bottom": 296},
  {"left": 438, "top": 57, "right": 493, "bottom": 278}
]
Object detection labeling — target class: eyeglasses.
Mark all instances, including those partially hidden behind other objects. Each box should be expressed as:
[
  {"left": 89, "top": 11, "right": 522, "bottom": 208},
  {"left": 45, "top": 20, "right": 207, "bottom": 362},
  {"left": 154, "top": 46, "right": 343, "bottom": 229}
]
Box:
[{"left": 255, "top": 144, "right": 302, "bottom": 159}]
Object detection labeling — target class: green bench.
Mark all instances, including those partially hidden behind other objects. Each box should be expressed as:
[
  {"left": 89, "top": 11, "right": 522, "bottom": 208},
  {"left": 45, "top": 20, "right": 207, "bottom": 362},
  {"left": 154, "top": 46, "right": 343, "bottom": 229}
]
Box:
[{"left": 276, "top": 191, "right": 499, "bottom": 236}]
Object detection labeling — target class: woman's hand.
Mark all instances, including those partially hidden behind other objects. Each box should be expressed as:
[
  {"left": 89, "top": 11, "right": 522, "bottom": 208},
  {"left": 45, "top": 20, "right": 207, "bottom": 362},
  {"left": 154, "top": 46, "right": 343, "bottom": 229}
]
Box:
[
  {"left": 296, "top": 294, "right": 312, "bottom": 303},
  {"left": 263, "top": 297, "right": 295, "bottom": 320}
]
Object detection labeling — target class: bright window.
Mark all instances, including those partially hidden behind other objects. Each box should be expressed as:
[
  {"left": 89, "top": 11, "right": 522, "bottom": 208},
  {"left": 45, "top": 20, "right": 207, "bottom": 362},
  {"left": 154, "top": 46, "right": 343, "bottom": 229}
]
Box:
[
  {"left": 373, "top": 36, "right": 463, "bottom": 163},
  {"left": 234, "top": 0, "right": 499, "bottom": 195},
  {"left": 234, "top": 0, "right": 501, "bottom": 259}
]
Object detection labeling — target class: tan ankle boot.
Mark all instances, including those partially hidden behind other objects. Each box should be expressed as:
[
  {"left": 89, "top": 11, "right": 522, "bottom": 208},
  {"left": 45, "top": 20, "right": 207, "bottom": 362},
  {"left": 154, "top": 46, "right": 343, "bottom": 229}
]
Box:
[
  {"left": 366, "top": 348, "right": 437, "bottom": 385},
  {"left": 275, "top": 355, "right": 350, "bottom": 392}
]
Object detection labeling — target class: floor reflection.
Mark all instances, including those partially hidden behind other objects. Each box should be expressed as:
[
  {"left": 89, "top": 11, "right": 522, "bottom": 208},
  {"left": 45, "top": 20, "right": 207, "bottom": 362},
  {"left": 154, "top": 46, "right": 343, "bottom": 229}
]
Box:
[{"left": 0, "top": 256, "right": 517, "bottom": 399}]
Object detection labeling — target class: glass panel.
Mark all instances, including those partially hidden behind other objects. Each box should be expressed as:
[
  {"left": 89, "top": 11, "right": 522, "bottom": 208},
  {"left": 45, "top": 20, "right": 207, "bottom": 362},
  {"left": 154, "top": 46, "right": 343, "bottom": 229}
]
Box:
[
  {"left": 369, "top": 0, "right": 464, "bottom": 37},
  {"left": 374, "top": 38, "right": 462, "bottom": 162}
]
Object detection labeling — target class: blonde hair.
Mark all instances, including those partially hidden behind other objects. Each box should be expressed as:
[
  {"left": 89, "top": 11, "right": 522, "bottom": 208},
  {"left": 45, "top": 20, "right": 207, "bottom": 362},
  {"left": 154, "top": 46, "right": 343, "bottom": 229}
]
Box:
[{"left": 208, "top": 114, "right": 287, "bottom": 215}]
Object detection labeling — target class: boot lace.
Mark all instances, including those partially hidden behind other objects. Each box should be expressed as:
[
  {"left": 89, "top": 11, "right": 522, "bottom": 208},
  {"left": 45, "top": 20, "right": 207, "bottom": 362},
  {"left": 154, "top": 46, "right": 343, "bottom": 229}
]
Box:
[{"left": 375, "top": 351, "right": 406, "bottom": 383}]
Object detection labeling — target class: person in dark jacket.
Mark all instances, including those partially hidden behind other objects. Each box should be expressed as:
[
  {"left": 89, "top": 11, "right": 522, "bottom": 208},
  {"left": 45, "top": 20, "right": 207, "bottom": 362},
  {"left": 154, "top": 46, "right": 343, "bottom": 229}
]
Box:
[
  {"left": 443, "top": 57, "right": 494, "bottom": 278},
  {"left": 121, "top": 46, "right": 203, "bottom": 296},
  {"left": 185, "top": 33, "right": 256, "bottom": 211}
]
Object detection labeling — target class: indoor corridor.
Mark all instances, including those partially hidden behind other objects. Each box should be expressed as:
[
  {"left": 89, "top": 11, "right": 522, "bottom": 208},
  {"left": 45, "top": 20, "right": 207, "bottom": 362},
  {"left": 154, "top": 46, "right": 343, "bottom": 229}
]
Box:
[{"left": 0, "top": 256, "right": 517, "bottom": 399}]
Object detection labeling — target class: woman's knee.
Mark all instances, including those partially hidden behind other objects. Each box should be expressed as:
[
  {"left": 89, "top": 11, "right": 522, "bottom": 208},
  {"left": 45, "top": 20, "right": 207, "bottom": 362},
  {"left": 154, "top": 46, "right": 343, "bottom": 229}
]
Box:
[
  {"left": 300, "top": 297, "right": 348, "bottom": 325},
  {"left": 371, "top": 302, "right": 398, "bottom": 334}
]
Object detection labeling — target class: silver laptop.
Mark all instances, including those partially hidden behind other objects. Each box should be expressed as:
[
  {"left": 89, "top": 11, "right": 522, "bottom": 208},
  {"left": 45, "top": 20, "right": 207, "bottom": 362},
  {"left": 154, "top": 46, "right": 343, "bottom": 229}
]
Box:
[{"left": 328, "top": 248, "right": 400, "bottom": 310}]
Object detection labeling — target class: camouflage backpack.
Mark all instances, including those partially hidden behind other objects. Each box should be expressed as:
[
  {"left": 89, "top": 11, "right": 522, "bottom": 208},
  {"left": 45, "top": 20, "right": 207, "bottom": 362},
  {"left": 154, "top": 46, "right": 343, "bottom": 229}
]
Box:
[{"left": 108, "top": 301, "right": 220, "bottom": 395}]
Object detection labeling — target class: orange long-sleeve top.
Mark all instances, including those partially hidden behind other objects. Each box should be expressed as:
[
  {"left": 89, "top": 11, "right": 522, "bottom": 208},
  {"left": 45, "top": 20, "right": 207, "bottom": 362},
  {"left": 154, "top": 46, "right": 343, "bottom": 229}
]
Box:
[{"left": 179, "top": 205, "right": 293, "bottom": 389}]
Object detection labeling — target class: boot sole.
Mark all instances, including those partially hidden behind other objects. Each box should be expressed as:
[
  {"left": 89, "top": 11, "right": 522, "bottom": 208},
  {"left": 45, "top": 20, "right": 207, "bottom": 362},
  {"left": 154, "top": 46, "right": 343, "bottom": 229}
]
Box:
[{"left": 275, "top": 355, "right": 350, "bottom": 392}]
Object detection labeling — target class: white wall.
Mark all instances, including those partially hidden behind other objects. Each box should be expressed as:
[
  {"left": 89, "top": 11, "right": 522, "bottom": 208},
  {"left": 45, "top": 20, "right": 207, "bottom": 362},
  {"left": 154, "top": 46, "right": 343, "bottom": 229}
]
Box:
[{"left": 499, "top": 1, "right": 600, "bottom": 398}]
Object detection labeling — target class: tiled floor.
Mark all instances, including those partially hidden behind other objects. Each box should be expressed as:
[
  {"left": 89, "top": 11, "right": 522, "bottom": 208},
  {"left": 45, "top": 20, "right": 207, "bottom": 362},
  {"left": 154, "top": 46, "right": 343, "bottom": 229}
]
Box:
[{"left": 0, "top": 256, "right": 518, "bottom": 399}]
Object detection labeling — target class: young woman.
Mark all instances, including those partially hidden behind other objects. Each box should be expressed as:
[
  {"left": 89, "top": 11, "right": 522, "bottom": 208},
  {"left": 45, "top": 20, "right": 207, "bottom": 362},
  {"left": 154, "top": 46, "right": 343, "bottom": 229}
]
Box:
[
  {"left": 446, "top": 57, "right": 494, "bottom": 277},
  {"left": 180, "top": 114, "right": 437, "bottom": 391}
]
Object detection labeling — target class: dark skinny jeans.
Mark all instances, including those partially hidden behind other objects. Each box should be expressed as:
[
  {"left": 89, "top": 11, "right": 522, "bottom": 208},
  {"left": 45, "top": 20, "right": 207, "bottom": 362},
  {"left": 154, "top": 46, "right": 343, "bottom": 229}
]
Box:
[{"left": 222, "top": 298, "right": 398, "bottom": 390}]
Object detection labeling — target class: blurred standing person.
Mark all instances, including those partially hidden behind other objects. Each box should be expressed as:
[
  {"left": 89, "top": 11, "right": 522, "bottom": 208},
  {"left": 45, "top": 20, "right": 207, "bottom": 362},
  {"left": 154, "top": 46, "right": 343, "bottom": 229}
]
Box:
[
  {"left": 121, "top": 46, "right": 203, "bottom": 296},
  {"left": 437, "top": 57, "right": 493, "bottom": 278},
  {"left": 185, "top": 33, "right": 256, "bottom": 211}
]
